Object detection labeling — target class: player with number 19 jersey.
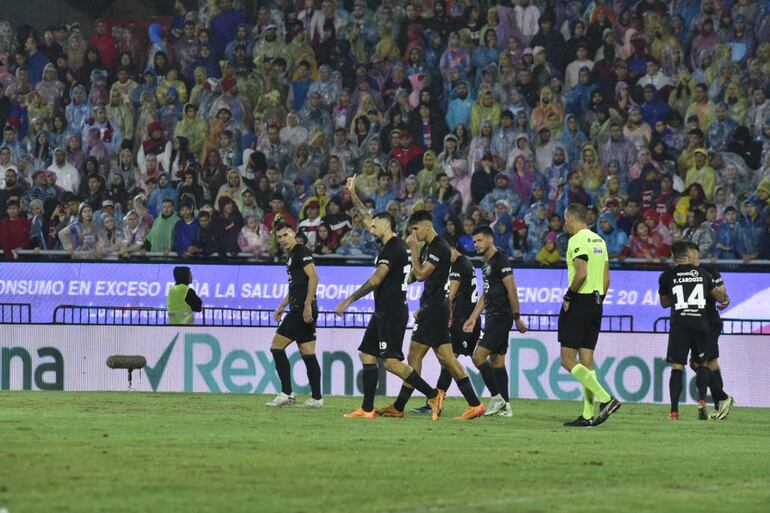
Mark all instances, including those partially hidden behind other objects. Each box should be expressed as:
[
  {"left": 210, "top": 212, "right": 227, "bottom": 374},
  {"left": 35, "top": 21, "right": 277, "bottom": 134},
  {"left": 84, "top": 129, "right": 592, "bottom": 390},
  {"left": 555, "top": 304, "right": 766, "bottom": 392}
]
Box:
[
  {"left": 358, "top": 236, "right": 410, "bottom": 361},
  {"left": 658, "top": 264, "right": 715, "bottom": 365}
]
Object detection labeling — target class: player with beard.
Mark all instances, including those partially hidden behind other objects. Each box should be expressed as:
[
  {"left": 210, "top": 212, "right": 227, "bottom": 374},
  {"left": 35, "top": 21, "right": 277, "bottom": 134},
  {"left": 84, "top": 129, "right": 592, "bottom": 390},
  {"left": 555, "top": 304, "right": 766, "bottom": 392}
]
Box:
[
  {"left": 265, "top": 223, "right": 323, "bottom": 408},
  {"left": 335, "top": 175, "right": 442, "bottom": 420},
  {"left": 375, "top": 210, "right": 485, "bottom": 420},
  {"left": 685, "top": 242, "right": 735, "bottom": 420},
  {"left": 463, "top": 226, "right": 528, "bottom": 417}
]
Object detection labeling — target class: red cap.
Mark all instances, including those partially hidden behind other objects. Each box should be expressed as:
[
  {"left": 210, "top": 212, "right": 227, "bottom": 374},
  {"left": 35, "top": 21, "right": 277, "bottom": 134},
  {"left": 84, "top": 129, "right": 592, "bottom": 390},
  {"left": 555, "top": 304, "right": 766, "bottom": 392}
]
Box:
[
  {"left": 221, "top": 78, "right": 236, "bottom": 93},
  {"left": 606, "top": 198, "right": 620, "bottom": 208},
  {"left": 400, "top": 129, "right": 411, "bottom": 138},
  {"left": 512, "top": 218, "right": 527, "bottom": 231},
  {"left": 148, "top": 122, "right": 162, "bottom": 133}
]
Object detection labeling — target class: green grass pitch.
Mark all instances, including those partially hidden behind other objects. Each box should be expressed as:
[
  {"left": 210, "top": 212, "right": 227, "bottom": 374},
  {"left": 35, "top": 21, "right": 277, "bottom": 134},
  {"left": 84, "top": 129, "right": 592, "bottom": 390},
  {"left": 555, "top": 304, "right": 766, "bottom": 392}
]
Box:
[{"left": 1, "top": 392, "right": 769, "bottom": 513}]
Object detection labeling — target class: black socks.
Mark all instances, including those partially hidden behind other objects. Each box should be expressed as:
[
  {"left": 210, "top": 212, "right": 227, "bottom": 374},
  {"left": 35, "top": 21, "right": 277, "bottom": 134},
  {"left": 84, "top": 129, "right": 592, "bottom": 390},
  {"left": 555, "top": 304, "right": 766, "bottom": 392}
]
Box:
[
  {"left": 457, "top": 377, "right": 481, "bottom": 406},
  {"left": 436, "top": 367, "right": 453, "bottom": 392},
  {"left": 695, "top": 366, "right": 709, "bottom": 403},
  {"left": 271, "top": 349, "right": 292, "bottom": 395},
  {"left": 393, "top": 385, "right": 415, "bottom": 412},
  {"left": 405, "top": 370, "right": 438, "bottom": 399},
  {"left": 670, "top": 368, "right": 683, "bottom": 413},
  {"left": 709, "top": 368, "right": 728, "bottom": 407},
  {"left": 362, "top": 364, "right": 378, "bottom": 411},
  {"left": 478, "top": 361, "right": 499, "bottom": 397},
  {"left": 494, "top": 367, "right": 510, "bottom": 402},
  {"left": 302, "top": 354, "right": 322, "bottom": 400}
]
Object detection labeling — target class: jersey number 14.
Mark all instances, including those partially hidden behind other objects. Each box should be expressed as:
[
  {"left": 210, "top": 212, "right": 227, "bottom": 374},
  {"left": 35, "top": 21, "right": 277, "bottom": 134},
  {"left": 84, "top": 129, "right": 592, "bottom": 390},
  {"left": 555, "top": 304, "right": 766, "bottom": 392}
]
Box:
[{"left": 672, "top": 284, "right": 706, "bottom": 311}]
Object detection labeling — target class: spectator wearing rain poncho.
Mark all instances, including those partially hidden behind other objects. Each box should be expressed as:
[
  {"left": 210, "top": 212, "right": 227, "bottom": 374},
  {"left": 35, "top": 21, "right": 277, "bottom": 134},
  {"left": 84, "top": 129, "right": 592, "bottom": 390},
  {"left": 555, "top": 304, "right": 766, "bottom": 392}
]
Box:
[
  {"left": 65, "top": 84, "right": 93, "bottom": 134},
  {"left": 597, "top": 211, "right": 628, "bottom": 258},
  {"left": 174, "top": 103, "right": 208, "bottom": 155},
  {"left": 148, "top": 172, "right": 179, "bottom": 217},
  {"left": 558, "top": 114, "right": 588, "bottom": 165},
  {"left": 47, "top": 148, "right": 80, "bottom": 194}
]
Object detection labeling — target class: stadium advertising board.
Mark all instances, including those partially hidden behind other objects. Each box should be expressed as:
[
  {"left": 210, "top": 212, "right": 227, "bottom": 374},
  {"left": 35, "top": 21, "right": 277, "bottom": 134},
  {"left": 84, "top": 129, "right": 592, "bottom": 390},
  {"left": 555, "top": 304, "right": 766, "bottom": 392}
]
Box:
[
  {"left": 1, "top": 326, "right": 767, "bottom": 407},
  {"left": 0, "top": 262, "right": 769, "bottom": 330}
]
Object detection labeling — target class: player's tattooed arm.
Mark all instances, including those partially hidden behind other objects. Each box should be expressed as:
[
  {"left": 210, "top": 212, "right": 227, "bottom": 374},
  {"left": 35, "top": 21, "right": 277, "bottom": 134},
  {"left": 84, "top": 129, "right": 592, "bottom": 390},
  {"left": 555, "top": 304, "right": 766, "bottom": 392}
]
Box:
[{"left": 335, "top": 264, "right": 389, "bottom": 315}]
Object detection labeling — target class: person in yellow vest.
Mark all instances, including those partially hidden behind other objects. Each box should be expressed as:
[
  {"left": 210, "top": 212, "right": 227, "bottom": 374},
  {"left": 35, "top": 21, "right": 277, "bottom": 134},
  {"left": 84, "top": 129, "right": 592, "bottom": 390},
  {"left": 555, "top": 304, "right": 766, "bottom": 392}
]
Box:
[
  {"left": 559, "top": 203, "right": 621, "bottom": 427},
  {"left": 167, "top": 266, "right": 202, "bottom": 325}
]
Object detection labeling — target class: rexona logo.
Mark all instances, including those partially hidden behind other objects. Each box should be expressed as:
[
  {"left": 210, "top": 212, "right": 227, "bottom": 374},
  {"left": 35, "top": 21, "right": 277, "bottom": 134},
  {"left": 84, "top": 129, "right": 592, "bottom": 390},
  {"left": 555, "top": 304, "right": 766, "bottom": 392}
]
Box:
[
  {"left": 509, "top": 338, "right": 708, "bottom": 403},
  {"left": 0, "top": 346, "right": 63, "bottom": 390},
  {"left": 147, "top": 333, "right": 388, "bottom": 395}
]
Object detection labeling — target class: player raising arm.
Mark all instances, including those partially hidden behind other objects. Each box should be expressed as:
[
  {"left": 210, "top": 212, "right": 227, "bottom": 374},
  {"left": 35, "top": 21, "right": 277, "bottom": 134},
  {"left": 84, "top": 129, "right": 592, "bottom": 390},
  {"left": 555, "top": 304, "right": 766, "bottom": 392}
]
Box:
[{"left": 335, "top": 175, "right": 442, "bottom": 420}]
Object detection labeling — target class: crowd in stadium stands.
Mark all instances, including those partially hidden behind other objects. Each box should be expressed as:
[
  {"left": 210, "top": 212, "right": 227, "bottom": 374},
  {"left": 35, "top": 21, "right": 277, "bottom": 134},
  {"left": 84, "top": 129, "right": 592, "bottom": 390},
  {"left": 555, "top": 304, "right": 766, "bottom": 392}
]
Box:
[{"left": 1, "top": 0, "right": 770, "bottom": 264}]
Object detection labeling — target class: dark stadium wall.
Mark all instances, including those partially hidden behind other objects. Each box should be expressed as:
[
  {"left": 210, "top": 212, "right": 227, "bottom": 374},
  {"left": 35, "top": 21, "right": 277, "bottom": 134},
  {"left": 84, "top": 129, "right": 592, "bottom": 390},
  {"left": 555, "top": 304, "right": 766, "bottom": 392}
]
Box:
[{"left": 3, "top": 0, "right": 173, "bottom": 34}]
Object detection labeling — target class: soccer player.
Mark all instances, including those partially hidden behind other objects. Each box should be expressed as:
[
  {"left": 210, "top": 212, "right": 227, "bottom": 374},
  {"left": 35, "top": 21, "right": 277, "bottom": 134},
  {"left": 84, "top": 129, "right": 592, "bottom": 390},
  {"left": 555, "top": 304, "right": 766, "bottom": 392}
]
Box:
[
  {"left": 463, "top": 226, "right": 528, "bottom": 417},
  {"left": 685, "top": 242, "right": 735, "bottom": 420},
  {"left": 559, "top": 203, "right": 620, "bottom": 427},
  {"left": 376, "top": 211, "right": 485, "bottom": 420},
  {"left": 265, "top": 222, "right": 323, "bottom": 408},
  {"left": 335, "top": 176, "right": 442, "bottom": 420},
  {"left": 412, "top": 247, "right": 482, "bottom": 414},
  {"left": 659, "top": 241, "right": 727, "bottom": 420}
]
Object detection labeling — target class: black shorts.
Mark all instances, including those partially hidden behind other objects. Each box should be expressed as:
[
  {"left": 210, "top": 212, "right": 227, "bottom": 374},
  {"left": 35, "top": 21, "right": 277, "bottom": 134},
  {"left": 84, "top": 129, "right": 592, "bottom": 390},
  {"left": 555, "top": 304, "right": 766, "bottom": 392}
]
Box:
[
  {"left": 478, "top": 314, "right": 514, "bottom": 355},
  {"left": 558, "top": 294, "right": 602, "bottom": 350},
  {"left": 276, "top": 309, "right": 318, "bottom": 344},
  {"left": 706, "top": 322, "right": 722, "bottom": 359},
  {"left": 450, "top": 317, "right": 481, "bottom": 356},
  {"left": 359, "top": 309, "right": 407, "bottom": 360},
  {"left": 667, "top": 325, "right": 709, "bottom": 366},
  {"left": 411, "top": 307, "right": 450, "bottom": 348}
]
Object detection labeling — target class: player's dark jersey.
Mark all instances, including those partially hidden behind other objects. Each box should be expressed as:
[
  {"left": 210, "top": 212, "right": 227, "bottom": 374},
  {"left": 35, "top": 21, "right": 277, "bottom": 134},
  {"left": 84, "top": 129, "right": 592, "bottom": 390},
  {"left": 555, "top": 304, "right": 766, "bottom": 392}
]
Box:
[
  {"left": 658, "top": 264, "right": 715, "bottom": 332},
  {"left": 286, "top": 243, "right": 315, "bottom": 310},
  {"left": 450, "top": 254, "right": 478, "bottom": 320},
  {"left": 482, "top": 249, "right": 513, "bottom": 317},
  {"left": 419, "top": 236, "right": 451, "bottom": 309},
  {"left": 374, "top": 235, "right": 409, "bottom": 317},
  {"left": 699, "top": 263, "right": 724, "bottom": 326}
]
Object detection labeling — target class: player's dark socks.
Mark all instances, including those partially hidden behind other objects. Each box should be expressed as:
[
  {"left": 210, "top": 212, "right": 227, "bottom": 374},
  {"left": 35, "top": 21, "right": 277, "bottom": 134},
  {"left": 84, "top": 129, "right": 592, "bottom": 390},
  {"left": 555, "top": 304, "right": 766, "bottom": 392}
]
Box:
[
  {"left": 393, "top": 385, "right": 415, "bottom": 412},
  {"left": 270, "top": 349, "right": 292, "bottom": 395},
  {"left": 494, "top": 367, "right": 510, "bottom": 402},
  {"left": 362, "top": 364, "right": 378, "bottom": 411},
  {"left": 302, "top": 354, "right": 322, "bottom": 400},
  {"left": 436, "top": 367, "right": 453, "bottom": 392},
  {"left": 695, "top": 366, "right": 709, "bottom": 402},
  {"left": 709, "top": 368, "right": 728, "bottom": 406},
  {"left": 478, "top": 361, "right": 499, "bottom": 397},
  {"left": 457, "top": 377, "right": 481, "bottom": 407},
  {"left": 405, "top": 370, "right": 438, "bottom": 399},
  {"left": 669, "top": 369, "right": 683, "bottom": 413}
]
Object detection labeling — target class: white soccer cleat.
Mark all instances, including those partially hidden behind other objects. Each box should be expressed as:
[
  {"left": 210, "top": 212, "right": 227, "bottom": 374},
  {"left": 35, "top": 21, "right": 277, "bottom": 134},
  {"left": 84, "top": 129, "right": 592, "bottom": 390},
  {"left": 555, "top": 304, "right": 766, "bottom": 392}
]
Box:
[
  {"left": 483, "top": 395, "right": 505, "bottom": 416},
  {"left": 296, "top": 397, "right": 324, "bottom": 408},
  {"left": 265, "top": 392, "right": 296, "bottom": 407},
  {"left": 716, "top": 396, "right": 735, "bottom": 420},
  {"left": 495, "top": 403, "right": 513, "bottom": 417}
]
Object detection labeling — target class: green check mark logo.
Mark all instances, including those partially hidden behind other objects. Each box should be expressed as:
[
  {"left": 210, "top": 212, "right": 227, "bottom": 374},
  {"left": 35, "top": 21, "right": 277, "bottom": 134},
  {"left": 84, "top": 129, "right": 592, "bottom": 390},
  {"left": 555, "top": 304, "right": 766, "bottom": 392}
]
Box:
[{"left": 144, "top": 334, "right": 179, "bottom": 391}]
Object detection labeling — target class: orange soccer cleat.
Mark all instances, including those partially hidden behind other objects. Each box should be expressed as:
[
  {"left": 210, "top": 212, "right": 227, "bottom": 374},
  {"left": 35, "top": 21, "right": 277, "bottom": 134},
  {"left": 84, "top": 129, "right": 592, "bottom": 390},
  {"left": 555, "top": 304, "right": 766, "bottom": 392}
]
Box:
[
  {"left": 436, "top": 390, "right": 446, "bottom": 416},
  {"left": 375, "top": 404, "right": 405, "bottom": 418},
  {"left": 454, "top": 404, "right": 486, "bottom": 421},
  {"left": 428, "top": 394, "right": 442, "bottom": 421},
  {"left": 343, "top": 407, "right": 376, "bottom": 419}
]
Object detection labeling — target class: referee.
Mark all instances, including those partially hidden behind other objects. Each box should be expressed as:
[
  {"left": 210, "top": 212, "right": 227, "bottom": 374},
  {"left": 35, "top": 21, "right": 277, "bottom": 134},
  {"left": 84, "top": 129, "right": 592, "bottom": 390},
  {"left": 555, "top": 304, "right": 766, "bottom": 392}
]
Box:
[{"left": 559, "top": 203, "right": 621, "bottom": 427}]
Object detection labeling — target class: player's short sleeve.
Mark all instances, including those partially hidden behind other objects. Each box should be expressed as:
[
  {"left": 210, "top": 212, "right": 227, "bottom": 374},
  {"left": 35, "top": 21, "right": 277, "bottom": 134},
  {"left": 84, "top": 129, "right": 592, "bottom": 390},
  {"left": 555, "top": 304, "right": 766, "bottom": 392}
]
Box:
[
  {"left": 658, "top": 271, "right": 669, "bottom": 296},
  {"left": 423, "top": 247, "right": 442, "bottom": 268},
  {"left": 299, "top": 245, "right": 314, "bottom": 266},
  {"left": 495, "top": 254, "right": 513, "bottom": 278},
  {"left": 376, "top": 243, "right": 393, "bottom": 268},
  {"left": 702, "top": 270, "right": 715, "bottom": 292},
  {"left": 709, "top": 266, "right": 723, "bottom": 287}
]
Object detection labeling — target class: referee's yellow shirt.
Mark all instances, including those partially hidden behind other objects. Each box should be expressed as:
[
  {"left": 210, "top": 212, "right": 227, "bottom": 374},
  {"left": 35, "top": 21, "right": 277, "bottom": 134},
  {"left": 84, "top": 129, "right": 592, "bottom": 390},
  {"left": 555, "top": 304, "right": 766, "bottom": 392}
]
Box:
[{"left": 566, "top": 228, "right": 608, "bottom": 295}]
